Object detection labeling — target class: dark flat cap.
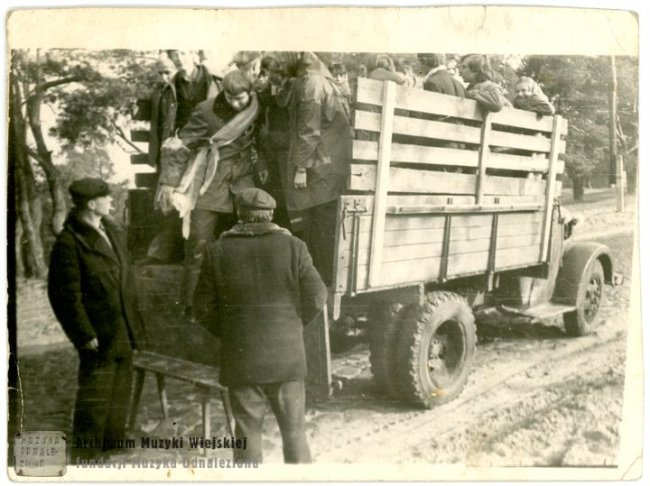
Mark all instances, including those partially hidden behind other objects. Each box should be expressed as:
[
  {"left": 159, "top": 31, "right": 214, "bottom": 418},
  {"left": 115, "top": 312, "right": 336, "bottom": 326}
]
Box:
[
  {"left": 69, "top": 178, "right": 110, "bottom": 201},
  {"left": 236, "top": 188, "right": 276, "bottom": 209}
]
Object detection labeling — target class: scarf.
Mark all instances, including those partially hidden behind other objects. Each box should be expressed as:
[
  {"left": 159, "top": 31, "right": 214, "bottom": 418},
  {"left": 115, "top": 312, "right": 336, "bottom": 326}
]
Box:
[{"left": 172, "top": 92, "right": 259, "bottom": 238}]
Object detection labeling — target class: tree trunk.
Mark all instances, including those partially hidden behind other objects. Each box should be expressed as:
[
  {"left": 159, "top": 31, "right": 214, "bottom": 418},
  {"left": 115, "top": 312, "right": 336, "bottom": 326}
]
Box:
[
  {"left": 26, "top": 90, "right": 67, "bottom": 235},
  {"left": 10, "top": 71, "right": 48, "bottom": 279},
  {"left": 571, "top": 176, "right": 584, "bottom": 201},
  {"left": 14, "top": 218, "right": 25, "bottom": 280}
]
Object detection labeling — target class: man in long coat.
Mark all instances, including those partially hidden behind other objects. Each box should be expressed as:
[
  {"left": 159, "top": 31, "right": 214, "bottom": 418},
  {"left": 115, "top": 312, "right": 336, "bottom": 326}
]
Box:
[
  {"left": 277, "top": 52, "right": 352, "bottom": 286},
  {"left": 48, "top": 178, "right": 147, "bottom": 460},
  {"left": 194, "top": 188, "right": 327, "bottom": 464},
  {"left": 157, "top": 70, "right": 268, "bottom": 316}
]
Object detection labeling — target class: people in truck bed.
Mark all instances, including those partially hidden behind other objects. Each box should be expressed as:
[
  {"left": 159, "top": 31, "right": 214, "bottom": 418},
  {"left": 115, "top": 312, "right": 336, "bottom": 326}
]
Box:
[
  {"left": 513, "top": 76, "right": 555, "bottom": 116},
  {"left": 418, "top": 53, "right": 466, "bottom": 97},
  {"left": 458, "top": 54, "right": 512, "bottom": 112},
  {"left": 368, "top": 54, "right": 406, "bottom": 85}
]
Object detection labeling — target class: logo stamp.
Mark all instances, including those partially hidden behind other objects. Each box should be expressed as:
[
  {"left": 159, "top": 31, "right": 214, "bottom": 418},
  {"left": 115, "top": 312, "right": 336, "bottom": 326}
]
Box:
[{"left": 14, "top": 432, "right": 67, "bottom": 477}]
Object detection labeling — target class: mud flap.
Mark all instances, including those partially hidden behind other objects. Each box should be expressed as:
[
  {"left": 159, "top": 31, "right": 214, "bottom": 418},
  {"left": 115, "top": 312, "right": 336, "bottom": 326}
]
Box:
[{"left": 304, "top": 306, "right": 333, "bottom": 398}]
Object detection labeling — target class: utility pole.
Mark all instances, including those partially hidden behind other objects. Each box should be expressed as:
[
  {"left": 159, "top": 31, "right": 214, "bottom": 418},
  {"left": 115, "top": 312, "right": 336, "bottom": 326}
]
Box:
[
  {"left": 609, "top": 55, "right": 617, "bottom": 187},
  {"left": 609, "top": 56, "right": 624, "bottom": 212}
]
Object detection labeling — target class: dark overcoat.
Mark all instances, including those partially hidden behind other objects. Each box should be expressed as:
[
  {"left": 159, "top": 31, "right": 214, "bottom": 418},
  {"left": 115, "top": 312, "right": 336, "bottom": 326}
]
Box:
[
  {"left": 48, "top": 211, "right": 147, "bottom": 361},
  {"left": 423, "top": 69, "right": 466, "bottom": 98},
  {"left": 159, "top": 92, "right": 264, "bottom": 214},
  {"left": 194, "top": 222, "right": 328, "bottom": 387},
  {"left": 282, "top": 72, "right": 352, "bottom": 212}
]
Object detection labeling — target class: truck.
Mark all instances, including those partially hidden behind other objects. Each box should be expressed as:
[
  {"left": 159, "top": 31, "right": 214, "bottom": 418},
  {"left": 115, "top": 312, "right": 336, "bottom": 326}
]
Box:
[{"left": 127, "top": 76, "right": 618, "bottom": 411}]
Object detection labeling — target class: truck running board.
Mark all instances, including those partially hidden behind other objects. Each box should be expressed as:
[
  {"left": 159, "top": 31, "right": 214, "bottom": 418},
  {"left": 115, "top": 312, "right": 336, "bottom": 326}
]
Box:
[{"left": 499, "top": 302, "right": 576, "bottom": 320}]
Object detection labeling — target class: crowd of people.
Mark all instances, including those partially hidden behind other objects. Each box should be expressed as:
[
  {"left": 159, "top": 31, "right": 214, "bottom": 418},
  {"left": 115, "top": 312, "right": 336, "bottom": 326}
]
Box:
[
  {"left": 46, "top": 50, "right": 557, "bottom": 466},
  {"left": 146, "top": 50, "right": 555, "bottom": 300}
]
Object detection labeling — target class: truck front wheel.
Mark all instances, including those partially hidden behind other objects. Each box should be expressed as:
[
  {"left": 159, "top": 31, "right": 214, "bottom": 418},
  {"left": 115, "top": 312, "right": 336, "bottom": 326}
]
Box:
[
  {"left": 394, "top": 291, "right": 476, "bottom": 408},
  {"left": 564, "top": 260, "right": 605, "bottom": 336}
]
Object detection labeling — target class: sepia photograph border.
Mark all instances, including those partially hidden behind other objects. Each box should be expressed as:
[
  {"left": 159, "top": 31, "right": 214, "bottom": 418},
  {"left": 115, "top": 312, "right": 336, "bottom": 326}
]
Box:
[{"left": 2, "top": 1, "right": 645, "bottom": 482}]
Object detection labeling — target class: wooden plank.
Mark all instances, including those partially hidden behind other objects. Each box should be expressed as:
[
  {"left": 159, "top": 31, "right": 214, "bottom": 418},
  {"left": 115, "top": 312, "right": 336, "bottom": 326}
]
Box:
[
  {"left": 130, "top": 129, "right": 150, "bottom": 143},
  {"left": 355, "top": 111, "right": 565, "bottom": 154},
  {"left": 356, "top": 77, "right": 483, "bottom": 122},
  {"left": 353, "top": 140, "right": 564, "bottom": 173},
  {"left": 476, "top": 112, "right": 492, "bottom": 204},
  {"left": 492, "top": 107, "right": 565, "bottom": 135},
  {"left": 135, "top": 172, "right": 158, "bottom": 188},
  {"left": 539, "top": 115, "right": 564, "bottom": 261},
  {"left": 355, "top": 111, "right": 481, "bottom": 144},
  {"left": 350, "top": 164, "right": 475, "bottom": 194},
  {"left": 496, "top": 244, "right": 541, "bottom": 268},
  {"left": 355, "top": 77, "right": 559, "bottom": 133},
  {"left": 335, "top": 241, "right": 544, "bottom": 293},
  {"left": 133, "top": 98, "right": 152, "bottom": 121},
  {"left": 340, "top": 194, "right": 543, "bottom": 216},
  {"left": 339, "top": 209, "right": 543, "bottom": 240},
  {"left": 448, "top": 251, "right": 489, "bottom": 276},
  {"left": 491, "top": 130, "right": 564, "bottom": 153},
  {"left": 368, "top": 81, "right": 396, "bottom": 287},
  {"left": 347, "top": 232, "right": 542, "bottom": 268},
  {"left": 131, "top": 153, "right": 150, "bottom": 165},
  {"left": 349, "top": 165, "right": 548, "bottom": 197}
]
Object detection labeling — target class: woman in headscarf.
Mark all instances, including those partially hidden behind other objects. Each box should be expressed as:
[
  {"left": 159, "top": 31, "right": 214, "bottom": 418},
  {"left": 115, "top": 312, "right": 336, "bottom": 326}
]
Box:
[{"left": 275, "top": 52, "right": 353, "bottom": 285}]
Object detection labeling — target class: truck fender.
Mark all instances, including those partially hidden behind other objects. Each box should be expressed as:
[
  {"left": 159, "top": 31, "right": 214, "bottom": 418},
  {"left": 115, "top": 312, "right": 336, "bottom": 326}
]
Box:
[{"left": 552, "top": 241, "right": 613, "bottom": 306}]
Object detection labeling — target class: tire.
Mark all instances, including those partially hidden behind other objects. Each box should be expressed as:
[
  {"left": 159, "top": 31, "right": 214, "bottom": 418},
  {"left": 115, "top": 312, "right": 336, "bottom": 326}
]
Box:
[
  {"left": 564, "top": 260, "right": 605, "bottom": 336},
  {"left": 394, "top": 291, "right": 476, "bottom": 408},
  {"left": 368, "top": 301, "right": 404, "bottom": 397}
]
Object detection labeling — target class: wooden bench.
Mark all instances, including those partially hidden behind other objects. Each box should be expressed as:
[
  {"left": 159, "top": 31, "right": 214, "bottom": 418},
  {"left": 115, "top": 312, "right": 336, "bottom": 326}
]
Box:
[{"left": 128, "top": 351, "right": 235, "bottom": 453}]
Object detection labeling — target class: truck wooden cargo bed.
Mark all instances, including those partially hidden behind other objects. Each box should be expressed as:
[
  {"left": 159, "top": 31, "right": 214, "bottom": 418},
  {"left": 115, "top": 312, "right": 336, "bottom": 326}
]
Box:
[{"left": 332, "top": 78, "right": 567, "bottom": 301}]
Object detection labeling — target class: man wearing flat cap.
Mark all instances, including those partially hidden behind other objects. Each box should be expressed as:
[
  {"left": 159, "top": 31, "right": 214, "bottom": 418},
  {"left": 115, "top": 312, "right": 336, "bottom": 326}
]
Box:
[
  {"left": 194, "top": 187, "right": 327, "bottom": 464},
  {"left": 48, "top": 178, "right": 147, "bottom": 460}
]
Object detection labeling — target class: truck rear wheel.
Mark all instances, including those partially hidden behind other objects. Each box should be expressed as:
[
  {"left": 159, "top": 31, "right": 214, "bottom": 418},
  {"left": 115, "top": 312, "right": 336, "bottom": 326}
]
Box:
[
  {"left": 394, "top": 291, "right": 476, "bottom": 408},
  {"left": 564, "top": 260, "right": 605, "bottom": 336},
  {"left": 369, "top": 302, "right": 404, "bottom": 398}
]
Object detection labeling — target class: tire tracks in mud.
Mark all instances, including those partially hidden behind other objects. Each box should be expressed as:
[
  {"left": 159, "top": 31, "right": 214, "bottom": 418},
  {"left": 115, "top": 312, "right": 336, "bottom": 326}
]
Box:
[{"left": 316, "top": 325, "right": 626, "bottom": 463}]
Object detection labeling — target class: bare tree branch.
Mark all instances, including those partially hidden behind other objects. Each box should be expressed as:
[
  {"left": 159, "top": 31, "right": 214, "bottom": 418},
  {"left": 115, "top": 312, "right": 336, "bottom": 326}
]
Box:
[
  {"left": 111, "top": 120, "right": 144, "bottom": 153},
  {"left": 36, "top": 75, "right": 85, "bottom": 92}
]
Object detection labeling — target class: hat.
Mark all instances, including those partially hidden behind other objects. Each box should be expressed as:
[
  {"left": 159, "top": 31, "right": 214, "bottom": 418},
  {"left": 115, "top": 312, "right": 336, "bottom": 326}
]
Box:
[
  {"left": 235, "top": 188, "right": 276, "bottom": 210},
  {"left": 69, "top": 177, "right": 110, "bottom": 202}
]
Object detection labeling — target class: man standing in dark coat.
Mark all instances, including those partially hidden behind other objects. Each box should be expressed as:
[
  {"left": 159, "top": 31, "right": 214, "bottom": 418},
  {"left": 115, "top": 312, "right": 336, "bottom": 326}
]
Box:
[
  {"left": 48, "top": 178, "right": 147, "bottom": 460},
  {"left": 194, "top": 188, "right": 327, "bottom": 464}
]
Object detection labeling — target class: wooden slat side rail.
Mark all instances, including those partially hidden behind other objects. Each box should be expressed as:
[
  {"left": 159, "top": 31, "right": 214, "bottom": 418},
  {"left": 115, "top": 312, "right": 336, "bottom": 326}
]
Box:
[
  {"left": 130, "top": 129, "right": 150, "bottom": 143},
  {"left": 338, "top": 242, "right": 543, "bottom": 292},
  {"left": 355, "top": 77, "right": 565, "bottom": 135},
  {"left": 349, "top": 164, "right": 551, "bottom": 197},
  {"left": 341, "top": 232, "right": 543, "bottom": 267},
  {"left": 334, "top": 208, "right": 545, "bottom": 293},
  {"left": 539, "top": 115, "right": 564, "bottom": 262},
  {"left": 368, "top": 81, "right": 396, "bottom": 288},
  {"left": 385, "top": 203, "right": 542, "bottom": 214},
  {"left": 353, "top": 140, "right": 565, "bottom": 174},
  {"left": 355, "top": 111, "right": 566, "bottom": 154},
  {"left": 340, "top": 194, "right": 543, "bottom": 211},
  {"left": 356, "top": 77, "right": 483, "bottom": 123},
  {"left": 130, "top": 153, "right": 150, "bottom": 165}
]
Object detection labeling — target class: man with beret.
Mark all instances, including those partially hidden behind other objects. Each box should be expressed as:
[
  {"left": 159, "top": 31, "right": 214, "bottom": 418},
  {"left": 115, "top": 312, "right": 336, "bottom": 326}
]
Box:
[
  {"left": 48, "top": 178, "right": 147, "bottom": 460},
  {"left": 194, "top": 187, "right": 327, "bottom": 464}
]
